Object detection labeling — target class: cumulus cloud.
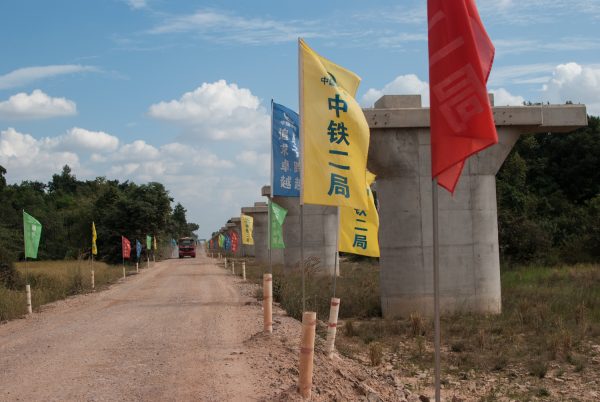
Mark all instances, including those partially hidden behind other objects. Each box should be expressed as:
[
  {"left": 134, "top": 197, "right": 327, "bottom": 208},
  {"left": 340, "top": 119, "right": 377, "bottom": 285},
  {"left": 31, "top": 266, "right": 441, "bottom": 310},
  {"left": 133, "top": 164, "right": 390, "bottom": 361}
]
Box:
[
  {"left": 0, "top": 90, "right": 77, "bottom": 119},
  {"left": 0, "top": 128, "right": 80, "bottom": 181},
  {"left": 541, "top": 62, "right": 600, "bottom": 114},
  {"left": 0, "top": 65, "right": 99, "bottom": 90},
  {"left": 148, "top": 80, "right": 270, "bottom": 141},
  {"left": 490, "top": 88, "right": 525, "bottom": 106},
  {"left": 51, "top": 127, "right": 119, "bottom": 152},
  {"left": 361, "top": 74, "right": 429, "bottom": 107}
]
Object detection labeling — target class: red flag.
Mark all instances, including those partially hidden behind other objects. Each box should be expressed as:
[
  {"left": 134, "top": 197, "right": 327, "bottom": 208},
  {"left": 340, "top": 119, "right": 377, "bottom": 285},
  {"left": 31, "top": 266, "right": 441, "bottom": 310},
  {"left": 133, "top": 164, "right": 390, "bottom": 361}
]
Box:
[
  {"left": 230, "top": 231, "right": 239, "bottom": 253},
  {"left": 121, "top": 236, "right": 131, "bottom": 259},
  {"left": 428, "top": 0, "right": 498, "bottom": 193}
]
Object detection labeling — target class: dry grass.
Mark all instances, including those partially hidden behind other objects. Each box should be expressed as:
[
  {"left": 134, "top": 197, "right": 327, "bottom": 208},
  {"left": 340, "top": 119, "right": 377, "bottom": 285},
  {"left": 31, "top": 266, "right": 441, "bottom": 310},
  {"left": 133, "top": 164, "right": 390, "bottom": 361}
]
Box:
[{"left": 0, "top": 259, "right": 125, "bottom": 321}]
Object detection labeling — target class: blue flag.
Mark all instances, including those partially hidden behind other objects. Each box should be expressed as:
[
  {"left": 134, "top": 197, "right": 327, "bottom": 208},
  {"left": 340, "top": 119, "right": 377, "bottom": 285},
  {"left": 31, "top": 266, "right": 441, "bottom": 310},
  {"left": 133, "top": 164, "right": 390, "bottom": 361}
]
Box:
[
  {"left": 272, "top": 102, "right": 300, "bottom": 197},
  {"left": 136, "top": 240, "right": 142, "bottom": 260}
]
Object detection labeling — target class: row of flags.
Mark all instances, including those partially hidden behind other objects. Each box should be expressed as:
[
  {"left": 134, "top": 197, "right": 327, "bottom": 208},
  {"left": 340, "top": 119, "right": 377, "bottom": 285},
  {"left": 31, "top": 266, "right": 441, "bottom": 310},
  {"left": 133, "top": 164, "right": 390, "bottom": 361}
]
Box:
[
  {"left": 212, "top": 0, "right": 497, "bottom": 261},
  {"left": 22, "top": 210, "right": 160, "bottom": 262},
  {"left": 121, "top": 234, "right": 158, "bottom": 260}
]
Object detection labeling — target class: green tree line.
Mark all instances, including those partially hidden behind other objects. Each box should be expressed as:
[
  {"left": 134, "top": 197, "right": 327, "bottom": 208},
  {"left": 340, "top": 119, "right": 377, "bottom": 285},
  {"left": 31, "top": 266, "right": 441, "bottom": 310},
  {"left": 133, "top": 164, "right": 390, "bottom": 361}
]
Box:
[
  {"left": 497, "top": 115, "right": 600, "bottom": 265},
  {"left": 0, "top": 165, "right": 198, "bottom": 264}
]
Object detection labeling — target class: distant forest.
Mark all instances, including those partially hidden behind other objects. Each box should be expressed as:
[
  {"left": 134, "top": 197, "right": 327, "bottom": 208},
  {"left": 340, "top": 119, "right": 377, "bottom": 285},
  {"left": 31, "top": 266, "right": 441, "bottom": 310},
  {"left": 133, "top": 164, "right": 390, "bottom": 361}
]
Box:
[
  {"left": 0, "top": 166, "right": 198, "bottom": 264},
  {"left": 496, "top": 115, "right": 599, "bottom": 265}
]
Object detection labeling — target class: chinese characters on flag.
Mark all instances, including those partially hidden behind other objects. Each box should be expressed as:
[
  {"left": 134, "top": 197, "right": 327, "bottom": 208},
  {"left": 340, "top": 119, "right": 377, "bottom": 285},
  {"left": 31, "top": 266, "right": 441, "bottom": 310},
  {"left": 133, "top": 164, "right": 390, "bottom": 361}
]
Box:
[
  {"left": 428, "top": 0, "right": 498, "bottom": 192},
  {"left": 272, "top": 102, "right": 301, "bottom": 196},
  {"left": 339, "top": 171, "right": 380, "bottom": 257},
  {"left": 299, "top": 39, "right": 370, "bottom": 210},
  {"left": 241, "top": 214, "right": 254, "bottom": 245}
]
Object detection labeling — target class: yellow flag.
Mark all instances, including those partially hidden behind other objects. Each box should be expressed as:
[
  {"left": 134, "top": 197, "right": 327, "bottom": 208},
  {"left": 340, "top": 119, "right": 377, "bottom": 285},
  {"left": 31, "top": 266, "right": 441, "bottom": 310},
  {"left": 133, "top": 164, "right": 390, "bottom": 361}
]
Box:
[
  {"left": 339, "top": 171, "right": 379, "bottom": 257},
  {"left": 240, "top": 214, "right": 254, "bottom": 245},
  {"left": 91, "top": 222, "right": 97, "bottom": 255},
  {"left": 299, "top": 38, "right": 369, "bottom": 209}
]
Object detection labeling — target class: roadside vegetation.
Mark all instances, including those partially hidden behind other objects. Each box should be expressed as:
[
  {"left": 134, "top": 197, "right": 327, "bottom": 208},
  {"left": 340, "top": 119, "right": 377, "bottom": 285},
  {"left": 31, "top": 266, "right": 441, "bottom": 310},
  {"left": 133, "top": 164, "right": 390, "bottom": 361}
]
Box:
[{"left": 0, "top": 259, "right": 125, "bottom": 322}]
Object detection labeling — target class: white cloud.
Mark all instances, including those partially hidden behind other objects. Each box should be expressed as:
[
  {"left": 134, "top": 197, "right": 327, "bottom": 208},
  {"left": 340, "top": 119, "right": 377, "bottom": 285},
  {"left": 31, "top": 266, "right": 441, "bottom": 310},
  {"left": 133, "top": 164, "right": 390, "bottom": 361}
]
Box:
[
  {"left": 0, "top": 65, "right": 99, "bottom": 90},
  {"left": 361, "top": 74, "right": 429, "bottom": 107},
  {"left": 0, "top": 90, "right": 77, "bottom": 119},
  {"left": 490, "top": 88, "right": 525, "bottom": 106},
  {"left": 235, "top": 150, "right": 270, "bottom": 176},
  {"left": 148, "top": 80, "right": 270, "bottom": 141},
  {"left": 0, "top": 128, "right": 80, "bottom": 180},
  {"left": 115, "top": 140, "right": 160, "bottom": 161},
  {"left": 541, "top": 62, "right": 600, "bottom": 115},
  {"left": 51, "top": 127, "right": 119, "bottom": 152},
  {"left": 148, "top": 9, "right": 319, "bottom": 44}
]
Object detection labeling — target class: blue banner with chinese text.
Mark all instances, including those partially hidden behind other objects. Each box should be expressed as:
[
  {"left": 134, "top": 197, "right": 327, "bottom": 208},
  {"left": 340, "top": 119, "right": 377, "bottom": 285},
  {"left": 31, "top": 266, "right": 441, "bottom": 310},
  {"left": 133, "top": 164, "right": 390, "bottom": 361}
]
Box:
[{"left": 271, "top": 102, "right": 300, "bottom": 197}]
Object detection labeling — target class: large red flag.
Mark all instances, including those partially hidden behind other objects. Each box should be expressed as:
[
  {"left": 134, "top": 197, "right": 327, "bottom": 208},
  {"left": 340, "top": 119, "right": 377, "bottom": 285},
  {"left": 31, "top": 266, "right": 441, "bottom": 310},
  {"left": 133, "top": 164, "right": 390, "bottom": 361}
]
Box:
[
  {"left": 121, "top": 236, "right": 131, "bottom": 259},
  {"left": 428, "top": 0, "right": 498, "bottom": 193}
]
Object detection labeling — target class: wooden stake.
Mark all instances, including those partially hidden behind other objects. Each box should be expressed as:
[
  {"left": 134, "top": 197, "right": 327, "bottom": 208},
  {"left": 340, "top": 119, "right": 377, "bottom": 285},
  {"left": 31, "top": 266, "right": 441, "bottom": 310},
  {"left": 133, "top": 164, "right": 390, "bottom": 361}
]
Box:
[
  {"left": 26, "top": 284, "right": 32, "bottom": 314},
  {"left": 242, "top": 261, "right": 246, "bottom": 281},
  {"left": 147, "top": 256, "right": 150, "bottom": 269},
  {"left": 136, "top": 262, "right": 139, "bottom": 273},
  {"left": 263, "top": 274, "right": 273, "bottom": 333},
  {"left": 91, "top": 269, "right": 95, "bottom": 290},
  {"left": 232, "top": 261, "right": 235, "bottom": 275},
  {"left": 326, "top": 298, "right": 340, "bottom": 358},
  {"left": 298, "top": 311, "right": 316, "bottom": 399},
  {"left": 224, "top": 257, "right": 227, "bottom": 270},
  {"left": 122, "top": 265, "right": 126, "bottom": 279}
]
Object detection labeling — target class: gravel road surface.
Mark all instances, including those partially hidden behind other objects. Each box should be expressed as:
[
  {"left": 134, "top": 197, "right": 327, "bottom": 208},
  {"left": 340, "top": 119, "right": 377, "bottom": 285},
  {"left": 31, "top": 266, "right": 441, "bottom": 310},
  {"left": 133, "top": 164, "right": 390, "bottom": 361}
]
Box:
[{"left": 0, "top": 253, "right": 263, "bottom": 401}]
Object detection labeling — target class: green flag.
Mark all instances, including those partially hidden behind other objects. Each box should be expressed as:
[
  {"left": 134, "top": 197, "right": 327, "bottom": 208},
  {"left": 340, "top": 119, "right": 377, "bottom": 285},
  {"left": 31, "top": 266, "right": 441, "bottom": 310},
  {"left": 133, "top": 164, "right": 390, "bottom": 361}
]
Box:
[
  {"left": 269, "top": 201, "right": 287, "bottom": 249},
  {"left": 146, "top": 235, "right": 152, "bottom": 250},
  {"left": 218, "top": 234, "right": 225, "bottom": 248},
  {"left": 23, "top": 211, "right": 42, "bottom": 259}
]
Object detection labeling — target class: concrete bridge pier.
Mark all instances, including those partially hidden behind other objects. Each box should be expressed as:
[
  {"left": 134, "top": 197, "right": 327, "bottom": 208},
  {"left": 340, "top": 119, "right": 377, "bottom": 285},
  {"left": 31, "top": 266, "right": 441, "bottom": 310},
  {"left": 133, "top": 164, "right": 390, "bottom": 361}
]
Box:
[
  {"left": 365, "top": 95, "right": 587, "bottom": 318},
  {"left": 262, "top": 185, "right": 337, "bottom": 274},
  {"left": 241, "top": 202, "right": 268, "bottom": 259}
]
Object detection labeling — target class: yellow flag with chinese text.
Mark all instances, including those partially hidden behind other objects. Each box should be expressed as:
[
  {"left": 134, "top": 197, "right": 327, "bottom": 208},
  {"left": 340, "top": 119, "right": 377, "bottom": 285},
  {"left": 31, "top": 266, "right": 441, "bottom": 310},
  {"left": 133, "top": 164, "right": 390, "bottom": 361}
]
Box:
[
  {"left": 299, "top": 38, "right": 369, "bottom": 209},
  {"left": 240, "top": 214, "right": 254, "bottom": 245},
  {"left": 339, "top": 171, "right": 379, "bottom": 257}
]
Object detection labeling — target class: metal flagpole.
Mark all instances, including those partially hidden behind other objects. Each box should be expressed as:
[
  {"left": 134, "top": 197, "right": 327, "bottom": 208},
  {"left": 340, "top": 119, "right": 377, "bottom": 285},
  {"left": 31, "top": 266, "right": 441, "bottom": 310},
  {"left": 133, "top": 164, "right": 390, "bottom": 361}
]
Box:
[
  {"left": 300, "top": 204, "right": 305, "bottom": 312},
  {"left": 432, "top": 178, "right": 441, "bottom": 402},
  {"left": 269, "top": 99, "right": 274, "bottom": 276},
  {"left": 332, "top": 207, "right": 340, "bottom": 298},
  {"left": 298, "top": 38, "right": 306, "bottom": 314}
]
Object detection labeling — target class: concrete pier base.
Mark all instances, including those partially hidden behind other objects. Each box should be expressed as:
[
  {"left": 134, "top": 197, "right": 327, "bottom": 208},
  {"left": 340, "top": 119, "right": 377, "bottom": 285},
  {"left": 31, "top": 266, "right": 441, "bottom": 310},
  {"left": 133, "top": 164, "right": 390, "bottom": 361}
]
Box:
[
  {"left": 366, "top": 95, "right": 587, "bottom": 318},
  {"left": 242, "top": 202, "right": 268, "bottom": 262},
  {"left": 262, "top": 186, "right": 337, "bottom": 274}
]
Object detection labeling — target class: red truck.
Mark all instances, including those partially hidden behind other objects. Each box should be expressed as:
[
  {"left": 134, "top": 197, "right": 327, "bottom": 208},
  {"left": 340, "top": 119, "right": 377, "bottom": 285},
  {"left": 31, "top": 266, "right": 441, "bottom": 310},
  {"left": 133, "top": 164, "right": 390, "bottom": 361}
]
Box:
[{"left": 178, "top": 237, "right": 196, "bottom": 258}]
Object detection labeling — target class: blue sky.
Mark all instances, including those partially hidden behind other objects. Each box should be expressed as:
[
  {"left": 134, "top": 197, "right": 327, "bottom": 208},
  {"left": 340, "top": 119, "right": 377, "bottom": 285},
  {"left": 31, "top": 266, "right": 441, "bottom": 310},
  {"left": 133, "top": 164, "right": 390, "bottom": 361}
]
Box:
[{"left": 1, "top": 0, "right": 599, "bottom": 238}]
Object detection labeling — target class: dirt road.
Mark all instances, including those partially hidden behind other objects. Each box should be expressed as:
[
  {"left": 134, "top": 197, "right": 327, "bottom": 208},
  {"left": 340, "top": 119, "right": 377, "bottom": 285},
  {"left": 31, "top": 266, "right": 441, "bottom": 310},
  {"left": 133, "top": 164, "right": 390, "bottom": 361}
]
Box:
[{"left": 0, "top": 253, "right": 263, "bottom": 401}]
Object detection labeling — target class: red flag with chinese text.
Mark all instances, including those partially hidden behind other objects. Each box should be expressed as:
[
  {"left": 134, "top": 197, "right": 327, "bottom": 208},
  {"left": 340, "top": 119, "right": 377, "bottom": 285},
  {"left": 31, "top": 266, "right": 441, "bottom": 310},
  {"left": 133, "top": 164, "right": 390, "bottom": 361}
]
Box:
[
  {"left": 122, "top": 236, "right": 131, "bottom": 259},
  {"left": 428, "top": 0, "right": 498, "bottom": 193},
  {"left": 230, "top": 231, "right": 239, "bottom": 253}
]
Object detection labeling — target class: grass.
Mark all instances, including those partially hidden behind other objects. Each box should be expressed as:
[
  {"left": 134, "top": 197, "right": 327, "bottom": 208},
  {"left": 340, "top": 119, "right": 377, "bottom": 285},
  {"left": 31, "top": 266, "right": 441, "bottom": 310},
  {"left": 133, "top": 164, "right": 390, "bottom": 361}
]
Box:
[
  {"left": 231, "top": 256, "right": 599, "bottom": 393},
  {"left": 0, "top": 259, "right": 126, "bottom": 322}
]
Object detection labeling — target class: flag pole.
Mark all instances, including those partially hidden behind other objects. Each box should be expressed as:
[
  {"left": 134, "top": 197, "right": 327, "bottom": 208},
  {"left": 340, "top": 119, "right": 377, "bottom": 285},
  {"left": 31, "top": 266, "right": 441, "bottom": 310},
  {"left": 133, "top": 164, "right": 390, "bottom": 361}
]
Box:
[
  {"left": 332, "top": 207, "right": 340, "bottom": 298},
  {"left": 298, "top": 38, "right": 306, "bottom": 313},
  {"left": 269, "top": 99, "right": 274, "bottom": 276},
  {"left": 432, "top": 178, "right": 441, "bottom": 402}
]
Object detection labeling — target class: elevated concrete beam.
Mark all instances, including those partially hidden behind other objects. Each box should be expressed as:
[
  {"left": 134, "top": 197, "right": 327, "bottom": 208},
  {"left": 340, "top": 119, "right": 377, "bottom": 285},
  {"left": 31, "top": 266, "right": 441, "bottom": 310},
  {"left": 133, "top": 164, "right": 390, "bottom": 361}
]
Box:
[{"left": 366, "top": 95, "right": 587, "bottom": 318}]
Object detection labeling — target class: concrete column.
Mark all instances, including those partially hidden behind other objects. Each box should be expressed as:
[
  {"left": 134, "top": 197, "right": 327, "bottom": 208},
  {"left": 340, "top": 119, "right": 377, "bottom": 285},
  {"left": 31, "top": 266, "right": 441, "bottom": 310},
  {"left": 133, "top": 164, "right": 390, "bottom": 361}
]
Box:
[
  {"left": 366, "top": 95, "right": 587, "bottom": 317},
  {"left": 263, "top": 185, "right": 337, "bottom": 275},
  {"left": 241, "top": 202, "right": 268, "bottom": 262}
]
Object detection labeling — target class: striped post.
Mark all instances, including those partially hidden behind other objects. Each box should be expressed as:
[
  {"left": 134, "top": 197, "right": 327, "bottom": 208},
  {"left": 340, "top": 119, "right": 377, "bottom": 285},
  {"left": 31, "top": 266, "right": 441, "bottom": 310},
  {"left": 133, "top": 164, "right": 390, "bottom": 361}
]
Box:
[
  {"left": 26, "top": 284, "right": 32, "bottom": 314},
  {"left": 263, "top": 274, "right": 273, "bottom": 333},
  {"left": 326, "top": 298, "right": 341, "bottom": 358},
  {"left": 298, "top": 311, "right": 317, "bottom": 399}
]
